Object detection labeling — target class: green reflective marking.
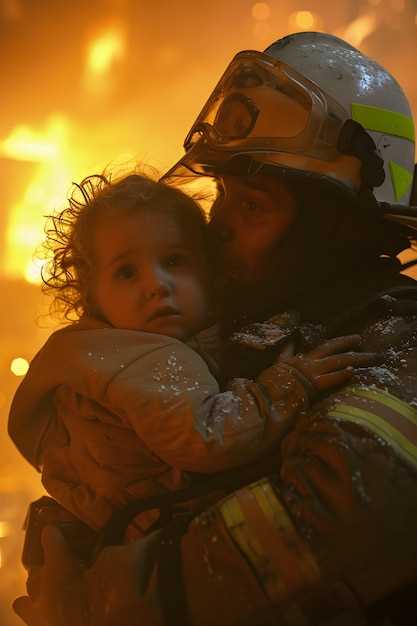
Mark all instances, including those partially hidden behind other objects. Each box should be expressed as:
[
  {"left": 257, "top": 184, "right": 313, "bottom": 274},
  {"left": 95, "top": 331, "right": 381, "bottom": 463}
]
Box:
[
  {"left": 350, "top": 386, "right": 417, "bottom": 424},
  {"left": 329, "top": 405, "right": 417, "bottom": 467},
  {"left": 351, "top": 103, "right": 415, "bottom": 142},
  {"left": 389, "top": 161, "right": 413, "bottom": 201}
]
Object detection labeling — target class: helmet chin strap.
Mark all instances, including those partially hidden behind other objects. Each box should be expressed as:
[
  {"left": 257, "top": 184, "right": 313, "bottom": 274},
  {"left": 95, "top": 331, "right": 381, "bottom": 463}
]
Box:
[{"left": 338, "top": 123, "right": 417, "bottom": 231}]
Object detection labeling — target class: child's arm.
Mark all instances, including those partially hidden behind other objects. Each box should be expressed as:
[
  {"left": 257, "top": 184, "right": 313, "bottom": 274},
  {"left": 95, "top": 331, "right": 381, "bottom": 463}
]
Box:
[
  {"left": 105, "top": 334, "right": 375, "bottom": 474},
  {"left": 8, "top": 323, "right": 375, "bottom": 478}
]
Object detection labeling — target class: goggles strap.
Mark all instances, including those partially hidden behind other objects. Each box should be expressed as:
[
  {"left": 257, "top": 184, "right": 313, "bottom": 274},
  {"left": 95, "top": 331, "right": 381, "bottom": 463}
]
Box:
[{"left": 338, "top": 120, "right": 385, "bottom": 189}]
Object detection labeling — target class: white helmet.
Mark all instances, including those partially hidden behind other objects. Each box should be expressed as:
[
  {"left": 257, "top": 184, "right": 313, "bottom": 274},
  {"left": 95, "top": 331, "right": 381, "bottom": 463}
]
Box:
[{"left": 164, "top": 32, "right": 416, "bottom": 216}]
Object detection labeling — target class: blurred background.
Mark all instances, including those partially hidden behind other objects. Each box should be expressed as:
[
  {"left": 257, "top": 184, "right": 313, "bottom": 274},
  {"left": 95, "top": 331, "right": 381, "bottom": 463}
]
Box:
[{"left": 0, "top": 1, "right": 416, "bottom": 623}]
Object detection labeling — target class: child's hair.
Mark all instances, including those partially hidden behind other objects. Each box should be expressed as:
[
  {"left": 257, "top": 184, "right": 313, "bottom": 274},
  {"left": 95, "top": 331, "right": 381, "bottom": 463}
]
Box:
[{"left": 42, "top": 171, "right": 208, "bottom": 322}]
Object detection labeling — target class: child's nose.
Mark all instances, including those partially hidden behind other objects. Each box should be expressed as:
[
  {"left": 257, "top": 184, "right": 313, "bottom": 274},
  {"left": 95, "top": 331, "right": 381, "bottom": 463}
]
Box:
[{"left": 143, "top": 266, "right": 172, "bottom": 301}]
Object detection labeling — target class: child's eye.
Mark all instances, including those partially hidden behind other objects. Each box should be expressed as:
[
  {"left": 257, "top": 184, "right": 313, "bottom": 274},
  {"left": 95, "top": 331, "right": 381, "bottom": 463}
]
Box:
[{"left": 114, "top": 264, "right": 137, "bottom": 280}]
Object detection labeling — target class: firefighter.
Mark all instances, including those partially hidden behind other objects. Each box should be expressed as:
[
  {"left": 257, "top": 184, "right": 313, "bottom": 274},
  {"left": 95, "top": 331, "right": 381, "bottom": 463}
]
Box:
[{"left": 13, "top": 32, "right": 417, "bottom": 626}]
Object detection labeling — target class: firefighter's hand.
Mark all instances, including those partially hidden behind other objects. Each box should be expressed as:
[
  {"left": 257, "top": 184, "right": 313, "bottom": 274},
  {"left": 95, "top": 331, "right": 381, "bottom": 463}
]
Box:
[
  {"left": 281, "top": 334, "right": 380, "bottom": 393},
  {"left": 13, "top": 526, "right": 160, "bottom": 626}
]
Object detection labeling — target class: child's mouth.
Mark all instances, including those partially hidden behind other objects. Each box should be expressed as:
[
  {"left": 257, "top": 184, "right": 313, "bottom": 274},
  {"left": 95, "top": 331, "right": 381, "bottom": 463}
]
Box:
[{"left": 147, "top": 306, "right": 181, "bottom": 323}]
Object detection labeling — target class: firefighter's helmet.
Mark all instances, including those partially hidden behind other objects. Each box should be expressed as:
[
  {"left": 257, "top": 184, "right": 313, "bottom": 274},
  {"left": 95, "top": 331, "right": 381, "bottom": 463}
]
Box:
[{"left": 164, "top": 32, "right": 415, "bottom": 215}]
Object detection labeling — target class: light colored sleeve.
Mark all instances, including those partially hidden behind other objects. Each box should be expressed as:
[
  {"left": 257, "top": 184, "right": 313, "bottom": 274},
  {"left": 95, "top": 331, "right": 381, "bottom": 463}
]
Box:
[{"left": 105, "top": 340, "right": 311, "bottom": 473}]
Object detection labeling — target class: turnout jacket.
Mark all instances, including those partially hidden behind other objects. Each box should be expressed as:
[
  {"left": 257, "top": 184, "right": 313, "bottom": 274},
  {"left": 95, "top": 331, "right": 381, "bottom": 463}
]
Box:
[
  {"left": 174, "top": 283, "right": 417, "bottom": 626},
  {"left": 8, "top": 317, "right": 311, "bottom": 532}
]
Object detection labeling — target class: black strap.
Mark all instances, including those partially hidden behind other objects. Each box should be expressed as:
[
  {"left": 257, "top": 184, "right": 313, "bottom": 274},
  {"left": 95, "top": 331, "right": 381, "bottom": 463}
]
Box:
[
  {"left": 94, "top": 458, "right": 275, "bottom": 555},
  {"left": 338, "top": 119, "right": 385, "bottom": 189},
  {"left": 156, "top": 515, "right": 193, "bottom": 626}
]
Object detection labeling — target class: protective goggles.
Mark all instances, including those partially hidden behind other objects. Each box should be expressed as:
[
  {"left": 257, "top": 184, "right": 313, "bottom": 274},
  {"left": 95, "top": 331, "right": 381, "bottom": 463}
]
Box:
[{"left": 164, "top": 50, "right": 350, "bottom": 179}]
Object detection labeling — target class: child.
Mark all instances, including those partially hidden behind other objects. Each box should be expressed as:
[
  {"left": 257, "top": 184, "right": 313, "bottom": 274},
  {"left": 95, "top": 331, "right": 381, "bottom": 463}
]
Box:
[{"left": 9, "top": 172, "right": 367, "bottom": 535}]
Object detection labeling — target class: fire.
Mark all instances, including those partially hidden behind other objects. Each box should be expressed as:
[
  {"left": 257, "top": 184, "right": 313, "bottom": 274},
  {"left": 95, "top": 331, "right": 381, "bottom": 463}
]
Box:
[
  {"left": 1, "top": 116, "right": 77, "bottom": 283},
  {"left": 2, "top": 125, "right": 59, "bottom": 163},
  {"left": 338, "top": 12, "right": 378, "bottom": 48},
  {"left": 0, "top": 521, "right": 11, "bottom": 538},
  {"left": 87, "top": 28, "right": 126, "bottom": 77},
  {"left": 0, "top": 114, "right": 135, "bottom": 284}
]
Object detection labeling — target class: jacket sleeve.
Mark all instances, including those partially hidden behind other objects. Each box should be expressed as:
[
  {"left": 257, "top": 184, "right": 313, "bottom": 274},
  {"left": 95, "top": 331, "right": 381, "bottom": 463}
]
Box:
[
  {"left": 176, "top": 347, "right": 417, "bottom": 626},
  {"left": 104, "top": 339, "right": 312, "bottom": 474},
  {"left": 275, "top": 342, "right": 417, "bottom": 608},
  {"left": 8, "top": 323, "right": 311, "bottom": 474}
]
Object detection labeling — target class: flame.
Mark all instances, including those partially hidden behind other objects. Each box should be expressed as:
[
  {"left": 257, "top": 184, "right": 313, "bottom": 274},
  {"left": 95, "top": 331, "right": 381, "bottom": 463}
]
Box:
[
  {"left": 2, "top": 125, "right": 59, "bottom": 162},
  {"left": 0, "top": 521, "right": 11, "bottom": 538},
  {"left": 1, "top": 116, "right": 76, "bottom": 282},
  {"left": 87, "top": 28, "right": 126, "bottom": 77},
  {"left": 1, "top": 115, "right": 131, "bottom": 283},
  {"left": 338, "top": 13, "right": 378, "bottom": 48}
]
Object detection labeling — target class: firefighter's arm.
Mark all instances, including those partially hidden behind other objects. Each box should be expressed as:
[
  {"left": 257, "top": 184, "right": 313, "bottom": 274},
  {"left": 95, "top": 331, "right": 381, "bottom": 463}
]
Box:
[{"left": 278, "top": 369, "right": 417, "bottom": 607}]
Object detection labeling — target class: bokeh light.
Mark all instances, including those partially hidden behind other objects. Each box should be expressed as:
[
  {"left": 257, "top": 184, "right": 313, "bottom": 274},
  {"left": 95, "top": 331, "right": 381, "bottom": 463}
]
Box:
[
  {"left": 251, "top": 2, "right": 271, "bottom": 21},
  {"left": 10, "top": 358, "right": 29, "bottom": 377},
  {"left": 292, "top": 10, "right": 315, "bottom": 30}
]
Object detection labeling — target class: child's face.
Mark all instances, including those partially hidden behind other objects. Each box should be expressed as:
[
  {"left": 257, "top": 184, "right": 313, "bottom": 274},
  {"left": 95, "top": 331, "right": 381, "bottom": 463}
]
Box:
[{"left": 91, "top": 209, "right": 211, "bottom": 340}]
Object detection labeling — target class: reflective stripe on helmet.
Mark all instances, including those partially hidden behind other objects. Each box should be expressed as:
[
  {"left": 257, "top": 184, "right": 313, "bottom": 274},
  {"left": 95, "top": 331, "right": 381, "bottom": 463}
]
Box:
[
  {"left": 351, "top": 103, "right": 415, "bottom": 142},
  {"left": 389, "top": 160, "right": 414, "bottom": 201},
  {"left": 329, "top": 387, "right": 417, "bottom": 467},
  {"left": 219, "top": 478, "right": 320, "bottom": 624}
]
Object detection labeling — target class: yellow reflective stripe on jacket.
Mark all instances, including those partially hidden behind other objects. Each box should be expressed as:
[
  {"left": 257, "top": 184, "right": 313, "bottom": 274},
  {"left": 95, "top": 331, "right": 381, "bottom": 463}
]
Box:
[
  {"left": 351, "top": 103, "right": 415, "bottom": 142},
  {"left": 219, "top": 478, "right": 321, "bottom": 625},
  {"left": 329, "top": 386, "right": 417, "bottom": 468}
]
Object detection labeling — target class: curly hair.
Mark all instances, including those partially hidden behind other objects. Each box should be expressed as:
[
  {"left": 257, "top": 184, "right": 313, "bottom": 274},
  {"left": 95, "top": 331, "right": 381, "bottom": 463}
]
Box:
[{"left": 41, "top": 171, "right": 208, "bottom": 322}]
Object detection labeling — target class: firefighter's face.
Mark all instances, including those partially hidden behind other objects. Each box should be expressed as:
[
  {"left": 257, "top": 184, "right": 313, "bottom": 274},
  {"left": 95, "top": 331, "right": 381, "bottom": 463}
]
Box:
[{"left": 209, "top": 173, "right": 298, "bottom": 283}]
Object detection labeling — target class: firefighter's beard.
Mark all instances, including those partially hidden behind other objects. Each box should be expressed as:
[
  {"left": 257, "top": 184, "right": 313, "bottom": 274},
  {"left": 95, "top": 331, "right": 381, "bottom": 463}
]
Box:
[
  {"left": 215, "top": 212, "right": 353, "bottom": 336},
  {"left": 215, "top": 227, "right": 309, "bottom": 336}
]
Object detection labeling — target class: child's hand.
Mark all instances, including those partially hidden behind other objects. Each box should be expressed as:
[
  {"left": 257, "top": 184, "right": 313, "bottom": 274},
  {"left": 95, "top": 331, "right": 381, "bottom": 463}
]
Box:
[{"left": 280, "top": 334, "right": 380, "bottom": 394}]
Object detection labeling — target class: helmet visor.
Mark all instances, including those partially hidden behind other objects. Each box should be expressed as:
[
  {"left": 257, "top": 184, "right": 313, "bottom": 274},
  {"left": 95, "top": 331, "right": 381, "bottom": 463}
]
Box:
[{"left": 180, "top": 51, "right": 349, "bottom": 169}]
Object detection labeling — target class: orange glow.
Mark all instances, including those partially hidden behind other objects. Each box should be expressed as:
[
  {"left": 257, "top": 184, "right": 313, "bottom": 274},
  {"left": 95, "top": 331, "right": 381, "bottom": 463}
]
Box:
[
  {"left": 87, "top": 28, "right": 126, "bottom": 77},
  {"left": 390, "top": 0, "right": 405, "bottom": 12},
  {"left": 1, "top": 116, "right": 140, "bottom": 283},
  {"left": 25, "top": 259, "right": 45, "bottom": 285},
  {"left": 292, "top": 10, "right": 315, "bottom": 30},
  {"left": 253, "top": 20, "right": 272, "bottom": 42},
  {"left": 0, "top": 521, "right": 11, "bottom": 538},
  {"left": 339, "top": 13, "right": 378, "bottom": 48},
  {"left": 2, "top": 116, "right": 73, "bottom": 281},
  {"left": 1, "top": 125, "right": 59, "bottom": 162},
  {"left": 0, "top": 7, "right": 417, "bottom": 626},
  {"left": 252, "top": 3, "right": 271, "bottom": 21}
]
